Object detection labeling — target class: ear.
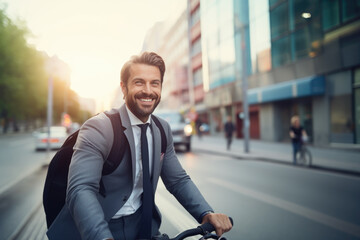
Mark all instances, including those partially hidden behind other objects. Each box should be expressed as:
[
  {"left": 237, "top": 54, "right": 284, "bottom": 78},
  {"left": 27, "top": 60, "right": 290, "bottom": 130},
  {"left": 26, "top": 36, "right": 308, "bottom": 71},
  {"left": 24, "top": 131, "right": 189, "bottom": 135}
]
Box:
[{"left": 120, "top": 81, "right": 127, "bottom": 99}]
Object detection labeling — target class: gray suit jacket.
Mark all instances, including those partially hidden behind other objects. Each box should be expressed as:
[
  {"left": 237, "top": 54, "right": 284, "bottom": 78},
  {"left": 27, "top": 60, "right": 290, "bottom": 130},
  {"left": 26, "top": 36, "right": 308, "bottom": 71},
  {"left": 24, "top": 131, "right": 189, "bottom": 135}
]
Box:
[{"left": 47, "top": 104, "right": 213, "bottom": 240}]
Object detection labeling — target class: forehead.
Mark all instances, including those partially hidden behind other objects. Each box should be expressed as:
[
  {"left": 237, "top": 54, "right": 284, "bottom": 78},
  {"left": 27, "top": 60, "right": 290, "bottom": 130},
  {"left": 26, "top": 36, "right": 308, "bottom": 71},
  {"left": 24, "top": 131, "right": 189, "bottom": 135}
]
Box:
[{"left": 129, "top": 63, "right": 161, "bottom": 80}]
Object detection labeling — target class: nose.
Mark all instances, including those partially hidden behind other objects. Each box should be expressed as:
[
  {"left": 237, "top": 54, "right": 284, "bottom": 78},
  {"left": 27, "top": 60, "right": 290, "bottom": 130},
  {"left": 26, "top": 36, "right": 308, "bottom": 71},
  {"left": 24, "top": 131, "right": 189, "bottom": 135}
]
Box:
[{"left": 142, "top": 82, "right": 152, "bottom": 94}]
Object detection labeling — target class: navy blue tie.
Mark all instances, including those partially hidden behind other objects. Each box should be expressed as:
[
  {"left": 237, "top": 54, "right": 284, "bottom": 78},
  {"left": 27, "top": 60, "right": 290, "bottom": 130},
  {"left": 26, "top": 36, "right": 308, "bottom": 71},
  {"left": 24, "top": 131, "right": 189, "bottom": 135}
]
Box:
[{"left": 138, "top": 123, "right": 153, "bottom": 239}]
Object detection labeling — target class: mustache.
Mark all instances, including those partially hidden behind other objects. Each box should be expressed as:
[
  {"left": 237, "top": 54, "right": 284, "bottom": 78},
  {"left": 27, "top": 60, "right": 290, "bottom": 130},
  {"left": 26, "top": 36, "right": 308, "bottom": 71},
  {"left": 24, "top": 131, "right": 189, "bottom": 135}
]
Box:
[{"left": 135, "top": 92, "right": 158, "bottom": 99}]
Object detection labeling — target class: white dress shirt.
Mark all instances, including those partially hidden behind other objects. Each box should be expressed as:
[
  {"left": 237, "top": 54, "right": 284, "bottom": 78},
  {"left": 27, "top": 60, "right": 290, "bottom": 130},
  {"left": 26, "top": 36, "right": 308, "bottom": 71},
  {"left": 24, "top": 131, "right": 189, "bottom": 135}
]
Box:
[{"left": 112, "top": 106, "right": 153, "bottom": 218}]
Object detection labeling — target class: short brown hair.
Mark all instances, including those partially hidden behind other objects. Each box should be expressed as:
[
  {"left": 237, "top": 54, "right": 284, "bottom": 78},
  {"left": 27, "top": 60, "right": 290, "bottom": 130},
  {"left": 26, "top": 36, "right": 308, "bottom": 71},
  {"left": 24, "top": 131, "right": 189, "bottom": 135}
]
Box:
[{"left": 120, "top": 52, "right": 166, "bottom": 86}]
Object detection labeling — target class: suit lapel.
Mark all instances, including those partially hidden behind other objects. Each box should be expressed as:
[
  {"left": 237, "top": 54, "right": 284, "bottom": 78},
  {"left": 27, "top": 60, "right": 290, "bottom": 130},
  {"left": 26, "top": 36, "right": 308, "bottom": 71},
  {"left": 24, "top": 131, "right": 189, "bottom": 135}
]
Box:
[
  {"left": 119, "top": 105, "right": 137, "bottom": 182},
  {"left": 150, "top": 116, "right": 161, "bottom": 189}
]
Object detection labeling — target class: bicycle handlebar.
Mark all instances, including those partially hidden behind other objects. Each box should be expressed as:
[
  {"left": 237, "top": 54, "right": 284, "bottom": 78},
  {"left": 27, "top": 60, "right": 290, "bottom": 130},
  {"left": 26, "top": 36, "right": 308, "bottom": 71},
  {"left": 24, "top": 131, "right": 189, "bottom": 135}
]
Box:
[
  {"left": 153, "top": 217, "right": 233, "bottom": 240},
  {"left": 199, "top": 217, "right": 233, "bottom": 235}
]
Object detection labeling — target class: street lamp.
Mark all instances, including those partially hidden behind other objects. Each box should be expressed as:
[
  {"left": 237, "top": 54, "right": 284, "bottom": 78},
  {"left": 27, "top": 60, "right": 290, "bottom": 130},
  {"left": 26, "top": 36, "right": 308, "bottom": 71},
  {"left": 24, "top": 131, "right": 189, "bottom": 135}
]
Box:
[
  {"left": 44, "top": 57, "right": 57, "bottom": 154},
  {"left": 235, "top": 13, "right": 250, "bottom": 153}
]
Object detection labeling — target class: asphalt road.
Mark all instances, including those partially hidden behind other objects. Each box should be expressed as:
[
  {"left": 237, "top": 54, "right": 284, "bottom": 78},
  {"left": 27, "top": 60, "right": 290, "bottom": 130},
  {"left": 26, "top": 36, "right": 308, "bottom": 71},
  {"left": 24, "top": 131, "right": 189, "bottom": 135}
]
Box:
[
  {"left": 168, "top": 152, "right": 360, "bottom": 240},
  {"left": 0, "top": 133, "right": 54, "bottom": 194},
  {"left": 0, "top": 135, "right": 360, "bottom": 239}
]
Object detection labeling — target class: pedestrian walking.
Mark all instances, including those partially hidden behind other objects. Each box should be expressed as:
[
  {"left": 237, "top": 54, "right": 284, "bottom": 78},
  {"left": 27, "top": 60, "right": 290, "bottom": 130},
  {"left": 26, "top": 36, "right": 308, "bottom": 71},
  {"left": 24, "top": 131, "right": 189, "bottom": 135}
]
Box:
[
  {"left": 289, "top": 115, "right": 308, "bottom": 165},
  {"left": 195, "top": 117, "right": 203, "bottom": 139},
  {"left": 224, "top": 116, "right": 235, "bottom": 150},
  {"left": 47, "top": 52, "right": 232, "bottom": 240}
]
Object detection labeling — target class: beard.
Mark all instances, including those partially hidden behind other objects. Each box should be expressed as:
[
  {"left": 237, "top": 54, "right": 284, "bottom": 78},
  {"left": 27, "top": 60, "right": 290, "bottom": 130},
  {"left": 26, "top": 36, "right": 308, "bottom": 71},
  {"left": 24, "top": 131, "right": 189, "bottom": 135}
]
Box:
[{"left": 125, "top": 91, "right": 161, "bottom": 120}]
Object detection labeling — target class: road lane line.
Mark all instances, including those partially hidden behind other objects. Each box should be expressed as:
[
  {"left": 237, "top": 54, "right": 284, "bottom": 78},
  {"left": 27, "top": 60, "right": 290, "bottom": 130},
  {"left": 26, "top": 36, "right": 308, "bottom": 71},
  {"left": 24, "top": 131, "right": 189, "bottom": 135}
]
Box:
[
  {"left": 156, "top": 193, "right": 198, "bottom": 239},
  {"left": 209, "top": 178, "right": 360, "bottom": 238}
]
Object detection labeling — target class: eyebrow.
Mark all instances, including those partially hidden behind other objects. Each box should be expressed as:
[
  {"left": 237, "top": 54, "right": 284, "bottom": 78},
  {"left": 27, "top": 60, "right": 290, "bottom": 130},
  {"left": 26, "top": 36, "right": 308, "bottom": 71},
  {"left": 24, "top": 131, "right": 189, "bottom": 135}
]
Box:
[{"left": 131, "top": 77, "right": 161, "bottom": 82}]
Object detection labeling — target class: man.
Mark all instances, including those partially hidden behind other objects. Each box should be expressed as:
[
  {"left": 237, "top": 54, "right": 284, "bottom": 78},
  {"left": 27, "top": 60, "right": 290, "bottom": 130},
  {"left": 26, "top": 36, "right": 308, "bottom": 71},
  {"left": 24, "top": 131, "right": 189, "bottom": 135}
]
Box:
[
  {"left": 224, "top": 116, "right": 235, "bottom": 150},
  {"left": 47, "top": 52, "right": 232, "bottom": 240}
]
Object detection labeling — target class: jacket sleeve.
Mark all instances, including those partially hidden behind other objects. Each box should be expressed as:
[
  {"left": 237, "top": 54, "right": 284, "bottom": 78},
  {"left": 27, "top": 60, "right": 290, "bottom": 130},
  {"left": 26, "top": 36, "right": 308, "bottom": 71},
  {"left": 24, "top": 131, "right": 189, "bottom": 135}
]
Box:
[
  {"left": 66, "top": 113, "right": 114, "bottom": 240},
  {"left": 160, "top": 121, "right": 213, "bottom": 223}
]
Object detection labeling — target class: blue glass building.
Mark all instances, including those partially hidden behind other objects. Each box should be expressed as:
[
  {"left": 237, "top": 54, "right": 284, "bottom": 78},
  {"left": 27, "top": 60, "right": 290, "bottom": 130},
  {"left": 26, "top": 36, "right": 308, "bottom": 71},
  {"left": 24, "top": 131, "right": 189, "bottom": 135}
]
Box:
[{"left": 198, "top": 0, "right": 360, "bottom": 146}]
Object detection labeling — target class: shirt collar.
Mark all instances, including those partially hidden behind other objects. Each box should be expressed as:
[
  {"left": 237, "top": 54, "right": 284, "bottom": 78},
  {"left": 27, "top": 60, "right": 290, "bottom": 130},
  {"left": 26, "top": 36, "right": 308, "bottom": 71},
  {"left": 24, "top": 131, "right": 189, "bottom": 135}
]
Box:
[{"left": 125, "top": 105, "right": 151, "bottom": 126}]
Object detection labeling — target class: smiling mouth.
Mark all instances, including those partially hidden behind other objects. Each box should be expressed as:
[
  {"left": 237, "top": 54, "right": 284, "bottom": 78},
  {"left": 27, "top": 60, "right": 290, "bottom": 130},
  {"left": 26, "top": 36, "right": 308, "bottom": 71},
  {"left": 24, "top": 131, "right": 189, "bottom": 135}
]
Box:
[{"left": 140, "top": 98, "right": 153, "bottom": 102}]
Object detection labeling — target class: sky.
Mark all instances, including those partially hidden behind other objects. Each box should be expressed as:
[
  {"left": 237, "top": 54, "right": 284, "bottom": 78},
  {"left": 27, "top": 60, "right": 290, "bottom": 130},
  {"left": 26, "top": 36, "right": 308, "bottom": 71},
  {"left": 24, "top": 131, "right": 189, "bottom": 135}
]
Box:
[{"left": 2, "top": 0, "right": 185, "bottom": 106}]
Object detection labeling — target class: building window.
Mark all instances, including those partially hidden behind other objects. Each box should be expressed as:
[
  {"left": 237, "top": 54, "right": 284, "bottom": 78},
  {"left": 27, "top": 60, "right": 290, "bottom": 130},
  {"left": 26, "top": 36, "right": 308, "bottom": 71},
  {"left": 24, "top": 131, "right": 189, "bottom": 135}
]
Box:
[
  {"left": 191, "top": 7, "right": 200, "bottom": 27},
  {"left": 270, "top": 1, "right": 289, "bottom": 39},
  {"left": 221, "top": 64, "right": 236, "bottom": 85},
  {"left": 292, "top": 22, "right": 322, "bottom": 59},
  {"left": 292, "top": 27, "right": 312, "bottom": 59},
  {"left": 191, "top": 38, "right": 202, "bottom": 57},
  {"left": 270, "top": 0, "right": 323, "bottom": 67},
  {"left": 328, "top": 71, "right": 354, "bottom": 143},
  {"left": 249, "top": 0, "right": 271, "bottom": 73},
  {"left": 219, "top": 38, "right": 236, "bottom": 68},
  {"left": 272, "top": 36, "right": 291, "bottom": 67},
  {"left": 193, "top": 68, "right": 203, "bottom": 87},
  {"left": 322, "top": 0, "right": 340, "bottom": 31},
  {"left": 342, "top": 0, "right": 360, "bottom": 22},
  {"left": 208, "top": 46, "right": 220, "bottom": 74}
]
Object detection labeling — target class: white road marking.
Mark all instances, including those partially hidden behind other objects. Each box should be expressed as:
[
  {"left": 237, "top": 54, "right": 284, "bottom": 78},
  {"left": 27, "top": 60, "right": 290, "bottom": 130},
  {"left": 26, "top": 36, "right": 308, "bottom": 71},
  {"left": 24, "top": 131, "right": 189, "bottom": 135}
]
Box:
[{"left": 209, "top": 178, "right": 360, "bottom": 238}]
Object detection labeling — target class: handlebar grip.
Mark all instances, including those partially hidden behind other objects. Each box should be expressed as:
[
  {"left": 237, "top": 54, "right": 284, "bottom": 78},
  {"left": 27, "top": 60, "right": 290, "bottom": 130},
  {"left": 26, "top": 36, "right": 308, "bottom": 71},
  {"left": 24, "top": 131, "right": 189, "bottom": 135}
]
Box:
[
  {"left": 199, "top": 222, "right": 215, "bottom": 234},
  {"left": 198, "top": 217, "right": 233, "bottom": 234}
]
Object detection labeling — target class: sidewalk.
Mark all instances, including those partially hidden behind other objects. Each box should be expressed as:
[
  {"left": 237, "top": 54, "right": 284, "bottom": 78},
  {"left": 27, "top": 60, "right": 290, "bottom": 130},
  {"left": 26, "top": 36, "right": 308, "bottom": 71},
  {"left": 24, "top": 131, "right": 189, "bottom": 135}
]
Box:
[{"left": 192, "top": 135, "right": 360, "bottom": 175}]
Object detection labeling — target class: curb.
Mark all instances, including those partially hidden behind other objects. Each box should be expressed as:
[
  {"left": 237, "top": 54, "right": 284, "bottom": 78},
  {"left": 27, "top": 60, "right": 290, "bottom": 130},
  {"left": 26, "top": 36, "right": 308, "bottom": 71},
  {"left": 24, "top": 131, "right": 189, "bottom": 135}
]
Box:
[
  {"left": 193, "top": 148, "right": 360, "bottom": 178},
  {"left": 4, "top": 164, "right": 49, "bottom": 240},
  {"left": 8, "top": 202, "right": 43, "bottom": 240},
  {"left": 0, "top": 159, "right": 50, "bottom": 196},
  {"left": 0, "top": 165, "right": 42, "bottom": 196}
]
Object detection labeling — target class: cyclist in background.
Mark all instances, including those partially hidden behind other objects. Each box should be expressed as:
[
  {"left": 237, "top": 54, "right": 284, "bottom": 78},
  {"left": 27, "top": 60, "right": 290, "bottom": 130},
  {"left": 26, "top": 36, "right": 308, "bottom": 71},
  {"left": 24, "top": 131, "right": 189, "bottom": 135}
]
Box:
[{"left": 289, "top": 115, "right": 308, "bottom": 165}]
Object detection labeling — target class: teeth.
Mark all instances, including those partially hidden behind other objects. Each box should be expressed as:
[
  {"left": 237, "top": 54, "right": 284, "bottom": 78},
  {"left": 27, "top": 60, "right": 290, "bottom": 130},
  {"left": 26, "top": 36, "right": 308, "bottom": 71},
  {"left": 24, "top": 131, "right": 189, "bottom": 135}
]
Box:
[{"left": 140, "top": 98, "right": 152, "bottom": 102}]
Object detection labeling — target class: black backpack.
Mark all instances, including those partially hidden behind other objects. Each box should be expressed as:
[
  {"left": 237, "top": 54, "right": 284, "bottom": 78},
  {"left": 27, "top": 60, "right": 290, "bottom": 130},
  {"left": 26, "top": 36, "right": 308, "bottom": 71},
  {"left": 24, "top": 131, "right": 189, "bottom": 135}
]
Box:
[{"left": 43, "top": 112, "right": 166, "bottom": 228}]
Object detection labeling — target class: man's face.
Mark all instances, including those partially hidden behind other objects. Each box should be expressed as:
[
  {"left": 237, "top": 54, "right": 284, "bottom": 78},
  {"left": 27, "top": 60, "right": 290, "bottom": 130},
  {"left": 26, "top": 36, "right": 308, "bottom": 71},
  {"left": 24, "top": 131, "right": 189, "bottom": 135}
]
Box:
[{"left": 121, "top": 63, "right": 162, "bottom": 122}]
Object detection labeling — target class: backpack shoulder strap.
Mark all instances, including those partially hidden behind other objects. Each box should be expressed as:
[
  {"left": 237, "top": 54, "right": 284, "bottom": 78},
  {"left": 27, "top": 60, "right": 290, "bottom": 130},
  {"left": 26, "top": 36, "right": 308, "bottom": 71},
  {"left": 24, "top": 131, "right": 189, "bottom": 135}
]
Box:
[
  {"left": 102, "top": 112, "right": 128, "bottom": 175},
  {"left": 152, "top": 115, "right": 167, "bottom": 154},
  {"left": 99, "top": 112, "right": 129, "bottom": 197}
]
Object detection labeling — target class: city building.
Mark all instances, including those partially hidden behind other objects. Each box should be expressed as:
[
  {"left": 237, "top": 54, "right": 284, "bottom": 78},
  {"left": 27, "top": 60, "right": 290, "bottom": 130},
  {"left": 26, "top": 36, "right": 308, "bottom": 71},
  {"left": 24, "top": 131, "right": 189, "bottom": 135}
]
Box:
[
  {"left": 188, "top": 0, "right": 209, "bottom": 125},
  {"left": 142, "top": 0, "right": 360, "bottom": 148},
  {"left": 199, "top": 0, "right": 360, "bottom": 147},
  {"left": 142, "top": 5, "right": 189, "bottom": 112}
]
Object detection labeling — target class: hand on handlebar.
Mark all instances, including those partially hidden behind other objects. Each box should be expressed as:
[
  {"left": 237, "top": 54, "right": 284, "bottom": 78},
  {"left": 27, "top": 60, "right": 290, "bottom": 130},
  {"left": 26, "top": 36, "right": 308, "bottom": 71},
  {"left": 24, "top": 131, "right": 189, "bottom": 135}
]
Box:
[{"left": 201, "top": 213, "right": 233, "bottom": 237}]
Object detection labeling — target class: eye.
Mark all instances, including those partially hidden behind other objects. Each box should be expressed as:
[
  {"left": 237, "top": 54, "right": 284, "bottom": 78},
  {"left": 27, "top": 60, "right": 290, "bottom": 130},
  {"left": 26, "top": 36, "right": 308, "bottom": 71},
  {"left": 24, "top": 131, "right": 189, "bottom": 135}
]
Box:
[
  {"left": 152, "top": 80, "right": 161, "bottom": 87},
  {"left": 134, "top": 80, "right": 143, "bottom": 86}
]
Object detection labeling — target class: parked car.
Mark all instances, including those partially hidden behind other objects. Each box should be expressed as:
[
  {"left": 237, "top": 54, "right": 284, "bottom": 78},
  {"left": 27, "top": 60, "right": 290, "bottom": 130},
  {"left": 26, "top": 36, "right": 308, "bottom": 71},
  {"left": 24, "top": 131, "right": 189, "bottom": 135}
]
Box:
[
  {"left": 154, "top": 110, "right": 193, "bottom": 152},
  {"left": 33, "top": 126, "right": 68, "bottom": 151}
]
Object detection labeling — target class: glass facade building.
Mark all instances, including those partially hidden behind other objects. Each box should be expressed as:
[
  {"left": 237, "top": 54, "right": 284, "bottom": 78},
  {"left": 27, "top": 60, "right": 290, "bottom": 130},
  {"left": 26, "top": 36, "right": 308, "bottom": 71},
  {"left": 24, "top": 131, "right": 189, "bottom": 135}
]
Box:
[
  {"left": 143, "top": 0, "right": 360, "bottom": 146},
  {"left": 198, "top": 0, "right": 360, "bottom": 146},
  {"left": 201, "top": 0, "right": 236, "bottom": 90}
]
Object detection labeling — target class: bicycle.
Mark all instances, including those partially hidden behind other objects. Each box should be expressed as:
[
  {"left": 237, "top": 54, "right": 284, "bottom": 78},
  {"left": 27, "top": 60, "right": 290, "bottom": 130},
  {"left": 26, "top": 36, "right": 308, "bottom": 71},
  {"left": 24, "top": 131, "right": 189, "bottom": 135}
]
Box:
[
  {"left": 295, "top": 136, "right": 312, "bottom": 167},
  {"left": 150, "top": 217, "right": 233, "bottom": 240}
]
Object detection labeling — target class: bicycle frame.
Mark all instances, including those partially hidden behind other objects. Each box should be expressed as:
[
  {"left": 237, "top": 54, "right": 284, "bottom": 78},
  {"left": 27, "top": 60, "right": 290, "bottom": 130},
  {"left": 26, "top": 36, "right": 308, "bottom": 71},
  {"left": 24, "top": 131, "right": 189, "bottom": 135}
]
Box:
[{"left": 296, "top": 142, "right": 312, "bottom": 166}]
